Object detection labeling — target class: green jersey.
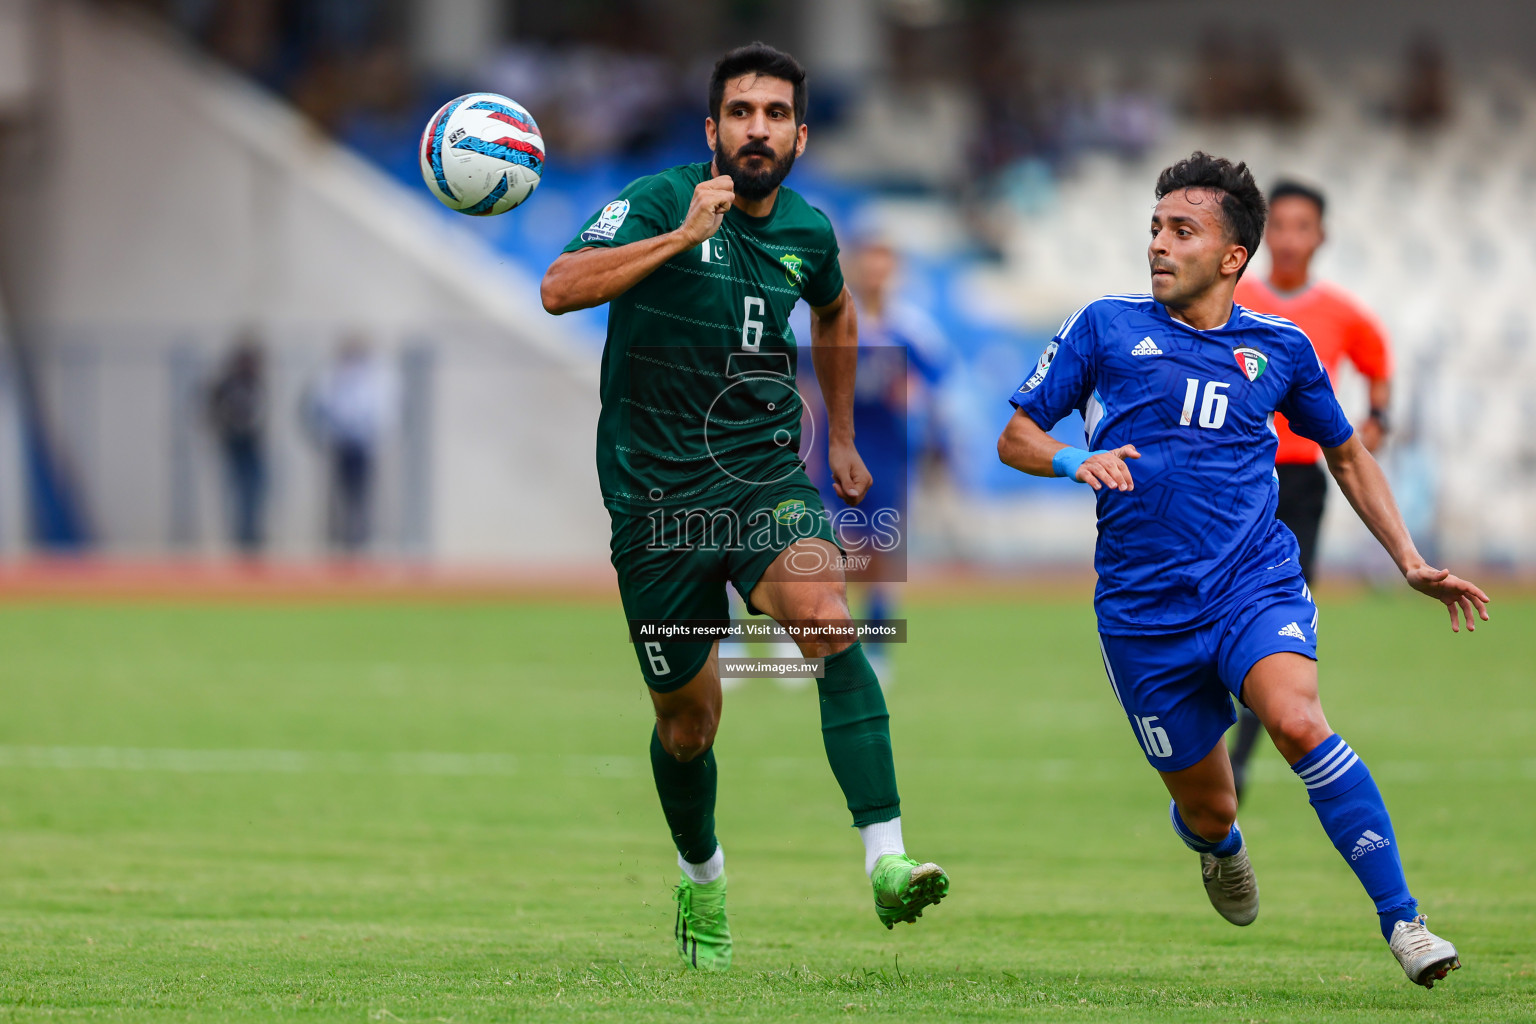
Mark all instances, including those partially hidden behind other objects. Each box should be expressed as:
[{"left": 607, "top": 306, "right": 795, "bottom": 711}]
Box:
[{"left": 564, "top": 162, "right": 845, "bottom": 512}]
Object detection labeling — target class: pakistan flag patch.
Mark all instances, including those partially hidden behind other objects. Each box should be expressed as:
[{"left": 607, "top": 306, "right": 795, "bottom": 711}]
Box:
[
  {"left": 773, "top": 498, "right": 807, "bottom": 525},
  {"left": 779, "top": 253, "right": 804, "bottom": 287},
  {"left": 1234, "top": 346, "right": 1269, "bottom": 382}
]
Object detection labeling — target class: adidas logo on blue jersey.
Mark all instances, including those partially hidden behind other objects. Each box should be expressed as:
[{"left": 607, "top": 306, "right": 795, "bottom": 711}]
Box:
[
  {"left": 1278, "top": 621, "right": 1306, "bottom": 641},
  {"left": 1131, "top": 337, "right": 1163, "bottom": 356},
  {"left": 1350, "top": 829, "right": 1391, "bottom": 861}
]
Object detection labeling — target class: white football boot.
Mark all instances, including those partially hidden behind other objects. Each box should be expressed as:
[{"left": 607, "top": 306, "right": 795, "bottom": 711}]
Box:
[
  {"left": 1389, "top": 915, "right": 1461, "bottom": 988},
  {"left": 1200, "top": 844, "right": 1259, "bottom": 926}
]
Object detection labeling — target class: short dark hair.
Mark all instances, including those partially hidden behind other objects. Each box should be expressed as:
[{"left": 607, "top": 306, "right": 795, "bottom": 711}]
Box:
[
  {"left": 1155, "top": 151, "right": 1267, "bottom": 279},
  {"left": 708, "top": 42, "right": 807, "bottom": 126},
  {"left": 1268, "top": 179, "right": 1326, "bottom": 218}
]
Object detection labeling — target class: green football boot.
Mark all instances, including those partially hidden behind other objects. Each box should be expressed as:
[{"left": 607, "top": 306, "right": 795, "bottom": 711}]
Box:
[
  {"left": 673, "top": 872, "right": 731, "bottom": 970},
  {"left": 871, "top": 853, "right": 949, "bottom": 929}
]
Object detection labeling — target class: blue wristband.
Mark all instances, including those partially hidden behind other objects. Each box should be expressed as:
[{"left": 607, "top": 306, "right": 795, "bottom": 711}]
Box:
[{"left": 1051, "top": 447, "right": 1103, "bottom": 482}]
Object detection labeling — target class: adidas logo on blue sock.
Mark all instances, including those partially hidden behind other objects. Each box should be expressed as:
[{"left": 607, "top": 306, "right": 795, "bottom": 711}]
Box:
[{"left": 1351, "top": 829, "right": 1391, "bottom": 861}]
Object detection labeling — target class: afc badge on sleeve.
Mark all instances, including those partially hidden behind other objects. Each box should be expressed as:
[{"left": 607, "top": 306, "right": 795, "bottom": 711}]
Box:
[{"left": 1020, "top": 340, "right": 1059, "bottom": 392}]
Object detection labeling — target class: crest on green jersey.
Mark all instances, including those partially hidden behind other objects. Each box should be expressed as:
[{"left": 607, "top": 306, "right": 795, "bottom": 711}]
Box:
[
  {"left": 1234, "top": 346, "right": 1268, "bottom": 382},
  {"left": 779, "top": 253, "right": 804, "bottom": 287},
  {"left": 773, "top": 498, "right": 807, "bottom": 525}
]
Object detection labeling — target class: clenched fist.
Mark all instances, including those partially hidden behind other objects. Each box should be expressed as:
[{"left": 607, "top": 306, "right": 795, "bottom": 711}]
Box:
[{"left": 676, "top": 175, "right": 736, "bottom": 247}]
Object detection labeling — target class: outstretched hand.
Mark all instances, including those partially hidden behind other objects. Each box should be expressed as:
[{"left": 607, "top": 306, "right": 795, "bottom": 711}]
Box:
[
  {"left": 1406, "top": 565, "right": 1491, "bottom": 633},
  {"left": 1077, "top": 445, "right": 1141, "bottom": 491}
]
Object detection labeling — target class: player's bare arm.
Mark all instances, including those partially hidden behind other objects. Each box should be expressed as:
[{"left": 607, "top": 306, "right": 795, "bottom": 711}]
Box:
[
  {"left": 1322, "top": 432, "right": 1490, "bottom": 632},
  {"left": 539, "top": 175, "right": 736, "bottom": 314},
  {"left": 997, "top": 408, "right": 1140, "bottom": 491},
  {"left": 810, "top": 285, "right": 872, "bottom": 504}
]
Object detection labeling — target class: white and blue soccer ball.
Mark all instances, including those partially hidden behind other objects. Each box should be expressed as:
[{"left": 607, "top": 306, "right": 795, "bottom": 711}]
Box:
[{"left": 419, "top": 93, "right": 544, "bottom": 216}]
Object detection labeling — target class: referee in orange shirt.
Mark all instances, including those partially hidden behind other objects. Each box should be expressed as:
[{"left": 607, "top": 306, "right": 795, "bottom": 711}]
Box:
[{"left": 1228, "top": 180, "right": 1394, "bottom": 801}]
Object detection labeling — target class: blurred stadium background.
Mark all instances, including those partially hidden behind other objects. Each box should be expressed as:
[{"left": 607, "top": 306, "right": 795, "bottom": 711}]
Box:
[
  {"left": 1, "top": 4, "right": 1534, "bottom": 1019},
  {"left": 0, "top": 0, "right": 1532, "bottom": 579}
]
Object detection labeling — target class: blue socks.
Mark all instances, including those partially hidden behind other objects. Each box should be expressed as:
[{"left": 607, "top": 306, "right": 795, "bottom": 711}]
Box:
[
  {"left": 1166, "top": 734, "right": 1419, "bottom": 942},
  {"left": 1291, "top": 734, "right": 1418, "bottom": 939},
  {"left": 1169, "top": 800, "right": 1244, "bottom": 858}
]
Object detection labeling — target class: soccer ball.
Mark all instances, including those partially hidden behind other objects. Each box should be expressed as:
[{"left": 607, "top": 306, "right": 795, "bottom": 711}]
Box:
[{"left": 419, "top": 93, "right": 544, "bottom": 216}]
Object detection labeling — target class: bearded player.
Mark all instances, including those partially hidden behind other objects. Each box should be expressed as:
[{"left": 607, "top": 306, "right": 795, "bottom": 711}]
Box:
[
  {"left": 997, "top": 152, "right": 1487, "bottom": 987},
  {"left": 540, "top": 43, "right": 947, "bottom": 971}
]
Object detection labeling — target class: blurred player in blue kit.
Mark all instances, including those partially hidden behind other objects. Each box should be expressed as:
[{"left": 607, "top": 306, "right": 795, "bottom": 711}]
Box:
[
  {"left": 807, "top": 234, "right": 953, "bottom": 684},
  {"left": 997, "top": 152, "right": 1488, "bottom": 988}
]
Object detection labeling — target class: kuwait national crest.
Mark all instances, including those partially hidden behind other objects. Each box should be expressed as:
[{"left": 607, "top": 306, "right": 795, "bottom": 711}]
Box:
[{"left": 1233, "top": 346, "right": 1268, "bottom": 382}]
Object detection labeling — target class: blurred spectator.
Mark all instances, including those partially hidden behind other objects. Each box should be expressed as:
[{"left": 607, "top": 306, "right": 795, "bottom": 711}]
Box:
[
  {"left": 1095, "top": 70, "right": 1166, "bottom": 161},
  {"left": 1189, "top": 29, "right": 1243, "bottom": 120},
  {"left": 306, "top": 336, "right": 397, "bottom": 554},
  {"left": 1190, "top": 29, "right": 1305, "bottom": 123},
  {"left": 201, "top": 0, "right": 279, "bottom": 76},
  {"left": 1400, "top": 34, "right": 1450, "bottom": 129},
  {"left": 481, "top": 44, "right": 681, "bottom": 162},
  {"left": 1248, "top": 33, "right": 1306, "bottom": 123},
  {"left": 146, "top": 0, "right": 415, "bottom": 134},
  {"left": 961, "top": 8, "right": 1040, "bottom": 179},
  {"left": 205, "top": 335, "right": 267, "bottom": 555}
]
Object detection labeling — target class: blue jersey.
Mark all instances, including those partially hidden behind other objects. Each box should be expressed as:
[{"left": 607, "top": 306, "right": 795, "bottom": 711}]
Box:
[
  {"left": 808, "top": 304, "right": 954, "bottom": 517},
  {"left": 1010, "top": 295, "right": 1354, "bottom": 634},
  {"left": 850, "top": 304, "right": 953, "bottom": 464}
]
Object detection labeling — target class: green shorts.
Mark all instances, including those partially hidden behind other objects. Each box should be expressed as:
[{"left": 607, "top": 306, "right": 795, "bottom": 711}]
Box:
[{"left": 610, "top": 473, "right": 839, "bottom": 692}]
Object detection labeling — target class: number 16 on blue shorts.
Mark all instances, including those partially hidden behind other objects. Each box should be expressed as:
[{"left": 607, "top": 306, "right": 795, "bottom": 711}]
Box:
[{"left": 1097, "top": 576, "right": 1320, "bottom": 772}]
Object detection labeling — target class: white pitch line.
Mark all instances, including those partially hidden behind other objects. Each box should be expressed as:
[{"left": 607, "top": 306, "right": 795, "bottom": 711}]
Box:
[{"left": 0, "top": 747, "right": 1529, "bottom": 783}]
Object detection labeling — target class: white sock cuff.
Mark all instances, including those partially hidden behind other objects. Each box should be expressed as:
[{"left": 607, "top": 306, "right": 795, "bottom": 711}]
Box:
[
  {"left": 858, "top": 816, "right": 905, "bottom": 877},
  {"left": 678, "top": 845, "right": 724, "bottom": 885}
]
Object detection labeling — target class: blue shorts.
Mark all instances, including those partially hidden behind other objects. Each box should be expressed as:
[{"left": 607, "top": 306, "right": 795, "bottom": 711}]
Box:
[{"left": 1098, "top": 574, "right": 1319, "bottom": 772}]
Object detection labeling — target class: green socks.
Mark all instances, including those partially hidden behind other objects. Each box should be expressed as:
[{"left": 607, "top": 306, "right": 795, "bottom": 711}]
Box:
[
  {"left": 650, "top": 727, "right": 719, "bottom": 864},
  {"left": 650, "top": 641, "right": 898, "bottom": 860},
  {"left": 817, "top": 642, "right": 901, "bottom": 826}
]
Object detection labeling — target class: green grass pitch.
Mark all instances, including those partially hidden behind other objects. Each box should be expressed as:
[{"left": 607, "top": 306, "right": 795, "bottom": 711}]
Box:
[{"left": 0, "top": 592, "right": 1531, "bottom": 1022}]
